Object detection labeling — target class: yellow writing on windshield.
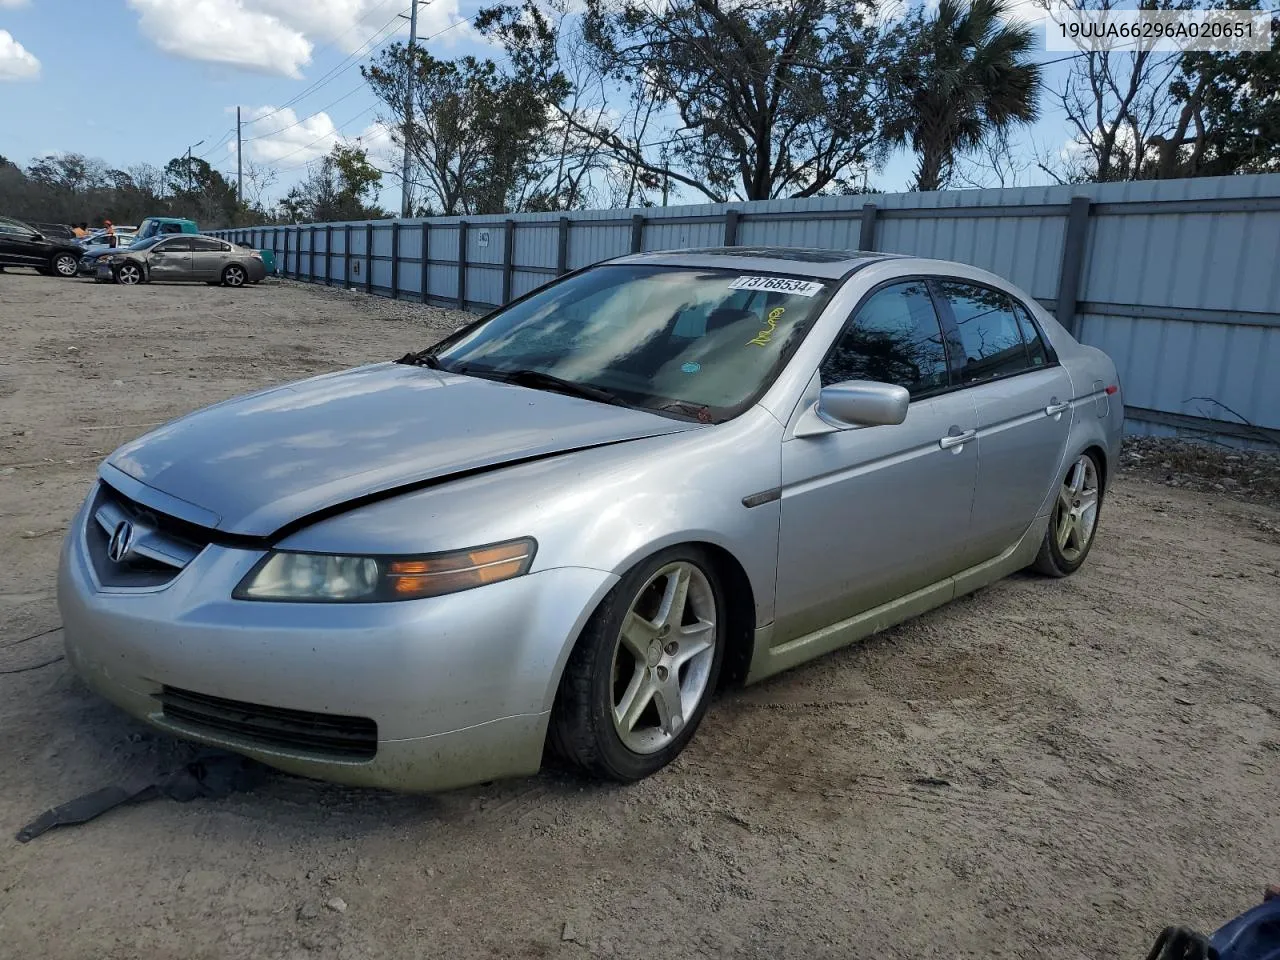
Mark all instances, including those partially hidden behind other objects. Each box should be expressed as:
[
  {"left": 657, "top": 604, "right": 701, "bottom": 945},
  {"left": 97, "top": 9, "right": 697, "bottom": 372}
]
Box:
[{"left": 748, "top": 307, "right": 787, "bottom": 346}]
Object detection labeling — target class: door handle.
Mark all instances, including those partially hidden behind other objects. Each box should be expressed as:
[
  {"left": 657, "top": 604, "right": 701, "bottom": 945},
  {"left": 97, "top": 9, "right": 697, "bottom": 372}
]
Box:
[
  {"left": 1045, "top": 399, "right": 1071, "bottom": 416},
  {"left": 939, "top": 429, "right": 977, "bottom": 449}
]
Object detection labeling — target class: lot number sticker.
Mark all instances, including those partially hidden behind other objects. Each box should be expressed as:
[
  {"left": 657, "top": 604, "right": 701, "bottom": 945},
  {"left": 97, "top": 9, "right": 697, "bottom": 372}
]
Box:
[{"left": 727, "top": 275, "right": 824, "bottom": 297}]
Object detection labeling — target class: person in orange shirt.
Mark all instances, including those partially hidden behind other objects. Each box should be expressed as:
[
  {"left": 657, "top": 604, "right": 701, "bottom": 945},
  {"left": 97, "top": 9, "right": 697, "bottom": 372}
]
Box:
[{"left": 71, "top": 223, "right": 87, "bottom": 238}]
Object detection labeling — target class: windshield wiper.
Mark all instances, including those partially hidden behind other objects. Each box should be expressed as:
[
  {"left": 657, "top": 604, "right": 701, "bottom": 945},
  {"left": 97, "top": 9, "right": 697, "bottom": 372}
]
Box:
[
  {"left": 396, "top": 350, "right": 447, "bottom": 370},
  {"left": 475, "top": 368, "right": 626, "bottom": 406}
]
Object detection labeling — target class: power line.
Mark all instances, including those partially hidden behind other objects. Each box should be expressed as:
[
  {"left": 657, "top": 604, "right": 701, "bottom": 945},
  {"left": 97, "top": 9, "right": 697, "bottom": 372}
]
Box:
[
  {"left": 243, "top": 80, "right": 368, "bottom": 142},
  {"left": 245, "top": 2, "right": 410, "bottom": 129}
]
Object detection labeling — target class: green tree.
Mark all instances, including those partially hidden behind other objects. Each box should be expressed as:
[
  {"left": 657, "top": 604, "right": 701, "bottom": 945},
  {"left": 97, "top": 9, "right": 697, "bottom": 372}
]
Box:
[
  {"left": 569, "top": 0, "right": 901, "bottom": 201},
  {"left": 364, "top": 44, "right": 555, "bottom": 215},
  {"left": 280, "top": 143, "right": 386, "bottom": 223},
  {"left": 889, "top": 0, "right": 1040, "bottom": 191}
]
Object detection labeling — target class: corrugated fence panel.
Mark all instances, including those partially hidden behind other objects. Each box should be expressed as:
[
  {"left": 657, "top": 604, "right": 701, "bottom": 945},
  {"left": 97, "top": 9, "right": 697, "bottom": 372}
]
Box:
[{"left": 215, "top": 172, "right": 1280, "bottom": 445}]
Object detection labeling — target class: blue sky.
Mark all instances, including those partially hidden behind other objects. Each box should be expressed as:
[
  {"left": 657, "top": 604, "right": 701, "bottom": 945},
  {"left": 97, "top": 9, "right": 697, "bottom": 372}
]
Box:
[{"left": 0, "top": 0, "right": 1079, "bottom": 211}]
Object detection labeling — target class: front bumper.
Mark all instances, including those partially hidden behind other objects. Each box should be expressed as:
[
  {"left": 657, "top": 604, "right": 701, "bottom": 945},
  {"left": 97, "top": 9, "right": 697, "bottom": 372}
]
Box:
[{"left": 57, "top": 493, "right": 616, "bottom": 791}]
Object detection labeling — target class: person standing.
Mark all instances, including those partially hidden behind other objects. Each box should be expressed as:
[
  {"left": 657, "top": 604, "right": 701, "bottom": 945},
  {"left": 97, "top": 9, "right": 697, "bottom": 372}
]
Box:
[
  {"left": 103, "top": 220, "right": 116, "bottom": 248},
  {"left": 72, "top": 223, "right": 87, "bottom": 238}
]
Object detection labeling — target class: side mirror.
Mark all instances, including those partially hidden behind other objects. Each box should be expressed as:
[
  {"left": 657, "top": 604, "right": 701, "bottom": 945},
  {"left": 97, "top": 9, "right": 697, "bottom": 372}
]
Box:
[{"left": 794, "top": 380, "right": 910, "bottom": 437}]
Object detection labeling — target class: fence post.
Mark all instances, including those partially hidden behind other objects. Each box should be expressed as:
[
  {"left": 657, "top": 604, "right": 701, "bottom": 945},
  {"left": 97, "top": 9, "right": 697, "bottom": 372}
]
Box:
[
  {"left": 309, "top": 226, "right": 317, "bottom": 281},
  {"left": 365, "top": 222, "right": 374, "bottom": 294},
  {"left": 344, "top": 224, "right": 352, "bottom": 288},
  {"left": 427, "top": 222, "right": 437, "bottom": 304},
  {"left": 457, "top": 220, "right": 468, "bottom": 309},
  {"left": 325, "top": 224, "right": 333, "bottom": 285},
  {"left": 502, "top": 219, "right": 515, "bottom": 304},
  {"left": 723, "top": 209, "right": 739, "bottom": 246},
  {"left": 630, "top": 214, "right": 644, "bottom": 254},
  {"left": 280, "top": 228, "right": 288, "bottom": 277},
  {"left": 859, "top": 202, "right": 878, "bottom": 251},
  {"left": 556, "top": 216, "right": 569, "bottom": 275},
  {"left": 1055, "top": 196, "right": 1093, "bottom": 338},
  {"left": 390, "top": 221, "right": 401, "bottom": 300}
]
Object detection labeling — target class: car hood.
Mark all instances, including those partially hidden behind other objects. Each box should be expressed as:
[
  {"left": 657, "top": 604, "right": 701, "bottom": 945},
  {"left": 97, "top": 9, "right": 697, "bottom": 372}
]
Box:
[{"left": 104, "top": 362, "right": 695, "bottom": 537}]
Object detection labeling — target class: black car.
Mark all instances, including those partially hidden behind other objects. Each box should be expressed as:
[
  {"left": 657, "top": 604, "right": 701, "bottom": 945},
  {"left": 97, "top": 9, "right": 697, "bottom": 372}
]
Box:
[{"left": 0, "top": 216, "right": 84, "bottom": 278}]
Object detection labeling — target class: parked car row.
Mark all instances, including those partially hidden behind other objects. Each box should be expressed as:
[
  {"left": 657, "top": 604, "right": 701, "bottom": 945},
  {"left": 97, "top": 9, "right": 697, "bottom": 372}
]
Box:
[{"left": 0, "top": 215, "right": 266, "bottom": 287}]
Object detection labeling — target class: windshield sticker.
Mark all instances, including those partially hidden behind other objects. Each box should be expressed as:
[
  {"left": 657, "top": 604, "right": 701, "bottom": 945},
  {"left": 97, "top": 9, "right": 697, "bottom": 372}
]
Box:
[
  {"left": 728, "top": 275, "right": 824, "bottom": 297},
  {"left": 748, "top": 307, "right": 787, "bottom": 347},
  {"left": 681, "top": 361, "right": 701, "bottom": 374}
]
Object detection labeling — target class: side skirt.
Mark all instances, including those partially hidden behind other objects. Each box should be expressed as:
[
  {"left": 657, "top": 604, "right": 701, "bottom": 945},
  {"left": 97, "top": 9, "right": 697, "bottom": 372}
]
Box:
[{"left": 745, "top": 513, "right": 1051, "bottom": 684}]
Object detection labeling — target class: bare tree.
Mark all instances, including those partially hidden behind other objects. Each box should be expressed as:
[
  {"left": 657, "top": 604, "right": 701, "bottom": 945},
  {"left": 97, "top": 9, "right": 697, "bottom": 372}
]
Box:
[{"left": 952, "top": 130, "right": 1036, "bottom": 188}]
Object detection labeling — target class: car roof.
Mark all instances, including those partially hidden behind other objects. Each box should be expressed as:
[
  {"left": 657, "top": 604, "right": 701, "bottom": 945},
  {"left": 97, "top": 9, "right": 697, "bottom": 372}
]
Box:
[{"left": 608, "top": 246, "right": 904, "bottom": 280}]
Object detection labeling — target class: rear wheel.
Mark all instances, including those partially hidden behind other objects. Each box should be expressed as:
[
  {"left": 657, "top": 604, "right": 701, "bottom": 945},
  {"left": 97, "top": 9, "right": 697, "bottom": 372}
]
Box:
[
  {"left": 549, "top": 547, "right": 724, "bottom": 782},
  {"left": 222, "top": 264, "right": 247, "bottom": 287},
  {"left": 51, "top": 252, "right": 79, "bottom": 278},
  {"left": 116, "top": 262, "right": 144, "bottom": 285},
  {"left": 1032, "top": 451, "right": 1103, "bottom": 577}
]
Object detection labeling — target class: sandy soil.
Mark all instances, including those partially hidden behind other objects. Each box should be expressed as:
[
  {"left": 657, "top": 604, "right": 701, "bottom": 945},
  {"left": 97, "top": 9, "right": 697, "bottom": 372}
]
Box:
[{"left": 1, "top": 270, "right": 1278, "bottom": 960}]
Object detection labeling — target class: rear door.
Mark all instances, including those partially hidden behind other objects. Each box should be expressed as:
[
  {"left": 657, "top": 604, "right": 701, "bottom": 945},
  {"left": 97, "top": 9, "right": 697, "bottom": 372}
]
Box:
[
  {"left": 932, "top": 279, "right": 1074, "bottom": 561},
  {"left": 188, "top": 237, "right": 228, "bottom": 279},
  {"left": 147, "top": 237, "right": 194, "bottom": 281}
]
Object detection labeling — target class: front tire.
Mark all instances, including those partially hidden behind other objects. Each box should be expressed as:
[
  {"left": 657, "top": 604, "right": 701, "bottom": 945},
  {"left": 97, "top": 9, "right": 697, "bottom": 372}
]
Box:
[
  {"left": 222, "top": 264, "right": 247, "bottom": 287},
  {"left": 1032, "top": 451, "right": 1103, "bottom": 577},
  {"left": 51, "top": 253, "right": 79, "bottom": 278},
  {"left": 549, "top": 547, "right": 725, "bottom": 782},
  {"left": 115, "top": 262, "right": 144, "bottom": 285}
]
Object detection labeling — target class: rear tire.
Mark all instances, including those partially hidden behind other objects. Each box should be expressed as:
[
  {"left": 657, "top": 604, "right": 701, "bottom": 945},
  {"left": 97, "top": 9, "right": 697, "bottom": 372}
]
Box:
[
  {"left": 549, "top": 546, "right": 725, "bottom": 782},
  {"left": 51, "top": 252, "right": 79, "bottom": 278},
  {"left": 1032, "top": 451, "right": 1103, "bottom": 577}
]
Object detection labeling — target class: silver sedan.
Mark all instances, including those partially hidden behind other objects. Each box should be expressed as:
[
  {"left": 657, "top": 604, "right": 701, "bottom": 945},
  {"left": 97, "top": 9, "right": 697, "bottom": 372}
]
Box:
[
  {"left": 98, "top": 234, "right": 267, "bottom": 287},
  {"left": 58, "top": 248, "right": 1122, "bottom": 790}
]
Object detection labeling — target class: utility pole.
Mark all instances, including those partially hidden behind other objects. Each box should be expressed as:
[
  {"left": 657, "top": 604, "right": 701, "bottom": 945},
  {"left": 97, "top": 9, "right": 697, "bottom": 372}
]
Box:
[
  {"left": 400, "top": 0, "right": 419, "bottom": 218},
  {"left": 184, "top": 139, "right": 204, "bottom": 193},
  {"left": 237, "top": 106, "right": 244, "bottom": 205}
]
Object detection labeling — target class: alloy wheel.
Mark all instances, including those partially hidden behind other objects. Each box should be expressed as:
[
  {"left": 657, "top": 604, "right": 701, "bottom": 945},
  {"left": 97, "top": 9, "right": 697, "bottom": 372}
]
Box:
[
  {"left": 117, "top": 264, "right": 142, "bottom": 285},
  {"left": 54, "top": 254, "right": 78, "bottom": 277},
  {"left": 610, "top": 561, "right": 717, "bottom": 755},
  {"left": 1054, "top": 454, "right": 1100, "bottom": 563},
  {"left": 224, "top": 266, "right": 246, "bottom": 287}
]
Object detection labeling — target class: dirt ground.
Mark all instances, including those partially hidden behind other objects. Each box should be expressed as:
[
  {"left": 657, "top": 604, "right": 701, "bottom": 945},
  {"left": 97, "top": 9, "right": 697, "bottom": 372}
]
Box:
[{"left": 2, "top": 270, "right": 1278, "bottom": 960}]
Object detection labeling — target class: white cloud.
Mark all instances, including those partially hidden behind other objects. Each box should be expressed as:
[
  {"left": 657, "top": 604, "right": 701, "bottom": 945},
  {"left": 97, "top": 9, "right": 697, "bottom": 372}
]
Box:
[
  {"left": 0, "top": 30, "right": 40, "bottom": 81},
  {"left": 127, "top": 0, "right": 470, "bottom": 78},
  {"left": 0, "top": 0, "right": 31, "bottom": 8},
  {"left": 233, "top": 105, "right": 399, "bottom": 173},
  {"left": 879, "top": 0, "right": 1045, "bottom": 26},
  {"left": 127, "top": 0, "right": 314, "bottom": 78}
]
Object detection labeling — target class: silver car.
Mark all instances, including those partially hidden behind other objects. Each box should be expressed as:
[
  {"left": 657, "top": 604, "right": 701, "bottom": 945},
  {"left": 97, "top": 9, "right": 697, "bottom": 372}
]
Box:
[
  {"left": 58, "top": 248, "right": 1122, "bottom": 791},
  {"left": 98, "top": 234, "right": 267, "bottom": 287}
]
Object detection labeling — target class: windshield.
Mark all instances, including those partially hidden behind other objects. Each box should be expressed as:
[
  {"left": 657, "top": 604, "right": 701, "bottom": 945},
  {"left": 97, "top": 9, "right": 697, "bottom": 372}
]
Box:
[{"left": 430, "top": 264, "right": 833, "bottom": 422}]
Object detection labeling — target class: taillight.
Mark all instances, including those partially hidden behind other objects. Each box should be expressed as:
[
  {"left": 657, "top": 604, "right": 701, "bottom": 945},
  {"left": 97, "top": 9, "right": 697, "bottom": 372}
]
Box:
[{"left": 1105, "top": 385, "right": 1118, "bottom": 395}]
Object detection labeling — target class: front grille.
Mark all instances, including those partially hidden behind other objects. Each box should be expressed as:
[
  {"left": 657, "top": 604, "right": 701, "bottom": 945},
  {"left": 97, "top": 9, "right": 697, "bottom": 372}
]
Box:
[
  {"left": 85, "top": 483, "right": 209, "bottom": 587},
  {"left": 157, "top": 687, "right": 378, "bottom": 760}
]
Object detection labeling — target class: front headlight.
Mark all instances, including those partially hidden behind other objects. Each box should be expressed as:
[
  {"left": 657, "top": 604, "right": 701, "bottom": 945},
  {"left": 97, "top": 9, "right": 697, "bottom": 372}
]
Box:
[{"left": 232, "top": 538, "right": 536, "bottom": 602}]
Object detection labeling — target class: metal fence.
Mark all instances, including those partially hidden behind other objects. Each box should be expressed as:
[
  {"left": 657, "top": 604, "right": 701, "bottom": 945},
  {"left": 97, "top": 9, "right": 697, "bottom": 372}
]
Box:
[{"left": 214, "top": 173, "right": 1280, "bottom": 446}]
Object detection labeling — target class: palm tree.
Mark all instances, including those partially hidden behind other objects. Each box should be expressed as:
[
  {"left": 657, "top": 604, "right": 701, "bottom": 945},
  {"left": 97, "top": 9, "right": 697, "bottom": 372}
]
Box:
[{"left": 890, "top": 0, "right": 1041, "bottom": 191}]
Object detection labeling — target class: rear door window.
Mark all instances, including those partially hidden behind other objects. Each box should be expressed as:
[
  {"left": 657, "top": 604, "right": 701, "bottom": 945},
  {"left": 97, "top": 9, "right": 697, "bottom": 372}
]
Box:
[
  {"left": 934, "top": 281, "right": 1033, "bottom": 384},
  {"left": 1011, "top": 301, "right": 1051, "bottom": 368},
  {"left": 156, "top": 238, "right": 193, "bottom": 252},
  {"left": 189, "top": 237, "right": 223, "bottom": 252}
]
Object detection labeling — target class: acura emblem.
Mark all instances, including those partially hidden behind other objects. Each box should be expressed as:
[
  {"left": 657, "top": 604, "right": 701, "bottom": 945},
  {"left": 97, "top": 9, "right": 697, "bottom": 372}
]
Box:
[{"left": 107, "top": 520, "right": 136, "bottom": 563}]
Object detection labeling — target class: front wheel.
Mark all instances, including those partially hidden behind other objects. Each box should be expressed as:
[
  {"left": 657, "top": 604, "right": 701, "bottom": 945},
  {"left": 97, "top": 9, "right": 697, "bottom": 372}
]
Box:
[
  {"left": 1032, "top": 451, "right": 1103, "bottom": 577},
  {"left": 51, "top": 253, "right": 79, "bottom": 278},
  {"left": 222, "top": 264, "right": 247, "bottom": 287},
  {"left": 549, "top": 547, "right": 725, "bottom": 782},
  {"left": 116, "top": 262, "right": 144, "bottom": 285}
]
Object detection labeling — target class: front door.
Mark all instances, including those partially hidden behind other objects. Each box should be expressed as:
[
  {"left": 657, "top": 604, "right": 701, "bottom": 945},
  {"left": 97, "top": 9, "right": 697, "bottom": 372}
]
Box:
[
  {"left": 774, "top": 280, "right": 982, "bottom": 643},
  {"left": 0, "top": 219, "right": 42, "bottom": 266},
  {"left": 148, "top": 237, "right": 194, "bottom": 281}
]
